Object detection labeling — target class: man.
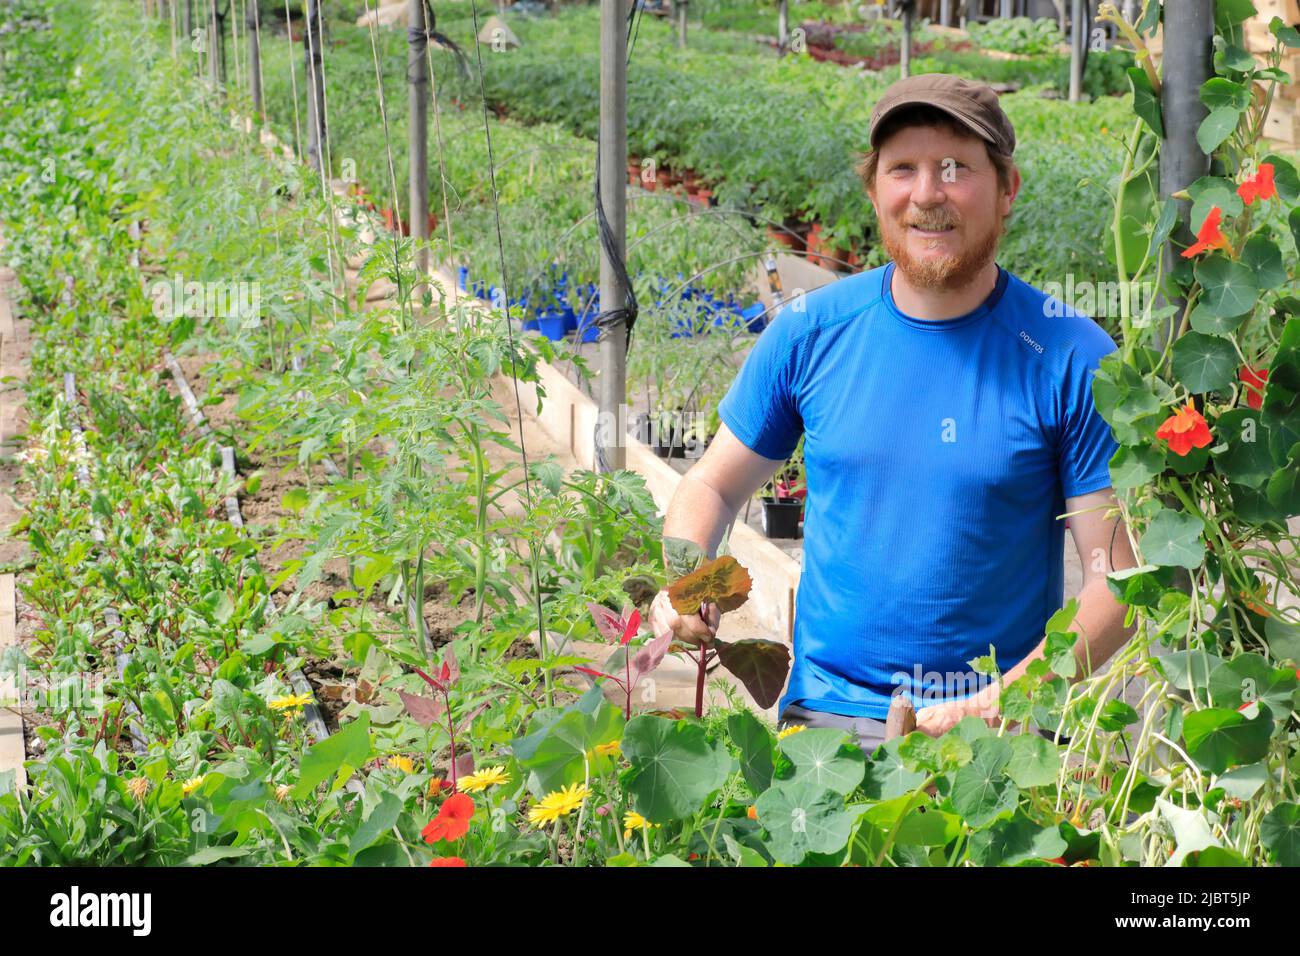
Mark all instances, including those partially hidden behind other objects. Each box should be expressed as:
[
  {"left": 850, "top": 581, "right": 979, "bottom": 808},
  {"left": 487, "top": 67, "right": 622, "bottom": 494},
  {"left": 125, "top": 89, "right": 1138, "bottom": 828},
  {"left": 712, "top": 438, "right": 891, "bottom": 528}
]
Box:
[{"left": 648, "top": 74, "right": 1139, "bottom": 753}]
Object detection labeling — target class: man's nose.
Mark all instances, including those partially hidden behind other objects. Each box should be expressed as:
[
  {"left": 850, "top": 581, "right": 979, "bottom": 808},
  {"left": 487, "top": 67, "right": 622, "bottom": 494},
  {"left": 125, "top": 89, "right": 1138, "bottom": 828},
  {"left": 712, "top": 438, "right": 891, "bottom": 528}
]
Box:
[{"left": 909, "top": 164, "right": 948, "bottom": 206}]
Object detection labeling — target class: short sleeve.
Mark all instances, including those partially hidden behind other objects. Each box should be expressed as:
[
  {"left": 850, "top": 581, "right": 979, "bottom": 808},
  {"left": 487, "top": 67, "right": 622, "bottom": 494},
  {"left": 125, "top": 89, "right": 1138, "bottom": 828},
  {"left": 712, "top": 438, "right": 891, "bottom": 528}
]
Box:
[
  {"left": 717, "top": 307, "right": 806, "bottom": 461},
  {"left": 1058, "top": 329, "right": 1120, "bottom": 499}
]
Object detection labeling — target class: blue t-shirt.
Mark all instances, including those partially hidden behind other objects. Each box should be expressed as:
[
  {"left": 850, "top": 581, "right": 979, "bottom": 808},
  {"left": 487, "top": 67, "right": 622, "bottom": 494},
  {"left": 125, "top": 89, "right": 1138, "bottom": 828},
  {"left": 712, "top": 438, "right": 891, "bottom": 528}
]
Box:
[{"left": 718, "top": 262, "right": 1119, "bottom": 719}]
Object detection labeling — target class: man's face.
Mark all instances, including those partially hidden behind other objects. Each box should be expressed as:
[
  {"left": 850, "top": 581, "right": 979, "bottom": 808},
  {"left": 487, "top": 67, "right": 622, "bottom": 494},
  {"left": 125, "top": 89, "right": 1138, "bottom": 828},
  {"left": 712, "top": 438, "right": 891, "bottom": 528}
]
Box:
[{"left": 867, "top": 124, "right": 1019, "bottom": 291}]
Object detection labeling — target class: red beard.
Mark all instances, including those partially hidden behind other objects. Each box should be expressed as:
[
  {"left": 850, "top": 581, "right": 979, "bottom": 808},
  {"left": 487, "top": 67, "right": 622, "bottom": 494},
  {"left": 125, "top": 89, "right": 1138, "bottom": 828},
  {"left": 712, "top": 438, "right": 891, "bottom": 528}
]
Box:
[{"left": 880, "top": 209, "right": 1004, "bottom": 292}]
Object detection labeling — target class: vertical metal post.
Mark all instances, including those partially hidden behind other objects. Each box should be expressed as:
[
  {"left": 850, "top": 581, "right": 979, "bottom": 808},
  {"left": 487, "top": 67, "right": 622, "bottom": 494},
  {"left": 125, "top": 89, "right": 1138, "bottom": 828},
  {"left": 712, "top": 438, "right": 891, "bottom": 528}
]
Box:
[
  {"left": 409, "top": 0, "right": 430, "bottom": 277},
  {"left": 677, "top": 0, "right": 687, "bottom": 49},
  {"left": 1155, "top": 0, "right": 1214, "bottom": 354},
  {"left": 247, "top": 0, "right": 263, "bottom": 116},
  {"left": 598, "top": 0, "right": 628, "bottom": 472},
  {"left": 778, "top": 0, "right": 789, "bottom": 52},
  {"left": 1068, "top": 0, "right": 1084, "bottom": 102},
  {"left": 1000, "top": 0, "right": 1012, "bottom": 18},
  {"left": 304, "top": 0, "right": 327, "bottom": 175},
  {"left": 939, "top": 0, "right": 951, "bottom": 27},
  {"left": 901, "top": 6, "right": 912, "bottom": 78}
]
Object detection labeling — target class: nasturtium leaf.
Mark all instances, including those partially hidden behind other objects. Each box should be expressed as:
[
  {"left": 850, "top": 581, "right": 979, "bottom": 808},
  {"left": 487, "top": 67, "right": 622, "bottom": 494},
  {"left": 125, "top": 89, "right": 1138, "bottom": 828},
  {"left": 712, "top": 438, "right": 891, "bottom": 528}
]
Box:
[
  {"left": 1157, "top": 798, "right": 1221, "bottom": 866},
  {"left": 1188, "top": 301, "right": 1248, "bottom": 336},
  {"left": 1194, "top": 257, "right": 1258, "bottom": 321},
  {"left": 1005, "top": 733, "right": 1060, "bottom": 789},
  {"left": 1182, "top": 705, "right": 1274, "bottom": 775},
  {"left": 1290, "top": 207, "right": 1300, "bottom": 261},
  {"left": 1107, "top": 564, "right": 1175, "bottom": 609},
  {"left": 1260, "top": 803, "right": 1300, "bottom": 866},
  {"left": 863, "top": 794, "right": 959, "bottom": 846},
  {"left": 713, "top": 638, "right": 790, "bottom": 709},
  {"left": 667, "top": 555, "right": 752, "bottom": 615},
  {"left": 722, "top": 832, "right": 770, "bottom": 867},
  {"left": 1241, "top": 235, "right": 1287, "bottom": 292},
  {"left": 1213, "top": 0, "right": 1255, "bottom": 29},
  {"left": 1265, "top": 153, "right": 1300, "bottom": 203},
  {"left": 661, "top": 536, "right": 706, "bottom": 578},
  {"left": 518, "top": 702, "right": 622, "bottom": 797},
  {"left": 348, "top": 790, "right": 403, "bottom": 859},
  {"left": 292, "top": 712, "right": 371, "bottom": 799},
  {"left": 1183, "top": 846, "right": 1249, "bottom": 866},
  {"left": 968, "top": 813, "right": 1067, "bottom": 866},
  {"left": 726, "top": 710, "right": 774, "bottom": 794},
  {"left": 1214, "top": 41, "right": 1256, "bottom": 75},
  {"left": 780, "top": 727, "right": 866, "bottom": 795},
  {"left": 1199, "top": 76, "right": 1251, "bottom": 112},
  {"left": 1265, "top": 615, "right": 1300, "bottom": 663},
  {"left": 1272, "top": 17, "right": 1300, "bottom": 47},
  {"left": 1188, "top": 176, "right": 1244, "bottom": 227},
  {"left": 1129, "top": 66, "right": 1163, "bottom": 137},
  {"left": 622, "top": 715, "right": 733, "bottom": 823},
  {"left": 1175, "top": 330, "right": 1242, "bottom": 395},
  {"left": 1044, "top": 630, "right": 1077, "bottom": 679},
  {"left": 754, "top": 781, "right": 855, "bottom": 865},
  {"left": 1096, "top": 699, "right": 1140, "bottom": 732},
  {"left": 1109, "top": 443, "right": 1165, "bottom": 490},
  {"left": 1266, "top": 458, "right": 1300, "bottom": 516},
  {"left": 1215, "top": 762, "right": 1268, "bottom": 802},
  {"left": 1140, "top": 507, "right": 1205, "bottom": 569},
  {"left": 1196, "top": 105, "right": 1242, "bottom": 154},
  {"left": 1158, "top": 648, "right": 1224, "bottom": 692},
  {"left": 1213, "top": 409, "right": 1274, "bottom": 488},
  {"left": 861, "top": 737, "right": 927, "bottom": 800},
  {"left": 1146, "top": 197, "right": 1178, "bottom": 262},
  {"left": 950, "top": 736, "right": 1018, "bottom": 829},
  {"left": 1207, "top": 653, "right": 1298, "bottom": 715}
]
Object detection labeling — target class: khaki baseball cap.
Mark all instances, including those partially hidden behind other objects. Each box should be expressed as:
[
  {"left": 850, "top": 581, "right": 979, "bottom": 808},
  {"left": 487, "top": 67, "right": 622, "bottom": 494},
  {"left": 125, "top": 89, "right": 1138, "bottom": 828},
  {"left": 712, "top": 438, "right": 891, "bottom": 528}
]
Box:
[{"left": 869, "top": 74, "right": 1016, "bottom": 157}]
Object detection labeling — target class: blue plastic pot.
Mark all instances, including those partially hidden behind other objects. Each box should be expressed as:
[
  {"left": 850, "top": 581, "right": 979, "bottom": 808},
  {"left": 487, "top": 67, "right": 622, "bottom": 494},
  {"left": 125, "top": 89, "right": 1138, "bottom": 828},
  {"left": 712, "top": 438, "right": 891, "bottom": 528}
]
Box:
[
  {"left": 538, "top": 312, "right": 568, "bottom": 341},
  {"left": 742, "top": 302, "right": 767, "bottom": 332},
  {"left": 457, "top": 265, "right": 469, "bottom": 291},
  {"left": 576, "top": 319, "right": 600, "bottom": 343}
]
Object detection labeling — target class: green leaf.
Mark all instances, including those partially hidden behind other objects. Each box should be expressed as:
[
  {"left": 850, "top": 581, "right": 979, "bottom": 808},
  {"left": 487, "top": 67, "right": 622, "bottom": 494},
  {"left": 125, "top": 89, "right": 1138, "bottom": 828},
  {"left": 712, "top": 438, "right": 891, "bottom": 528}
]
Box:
[
  {"left": 1097, "top": 699, "right": 1140, "bottom": 732},
  {"left": 1266, "top": 457, "right": 1300, "bottom": 515},
  {"left": 1158, "top": 649, "right": 1224, "bottom": 692},
  {"left": 1140, "top": 507, "right": 1205, "bottom": 569},
  {"left": 1215, "top": 762, "right": 1268, "bottom": 801},
  {"left": 862, "top": 794, "right": 960, "bottom": 846},
  {"left": 968, "top": 813, "right": 1066, "bottom": 866},
  {"left": 726, "top": 710, "right": 774, "bottom": 794},
  {"left": 662, "top": 536, "right": 706, "bottom": 578},
  {"left": 1200, "top": 77, "right": 1252, "bottom": 112},
  {"left": 1193, "top": 257, "right": 1258, "bottom": 321},
  {"left": 622, "top": 715, "right": 733, "bottom": 823},
  {"left": 1005, "top": 733, "right": 1060, "bottom": 789},
  {"left": 1214, "top": 41, "right": 1256, "bottom": 75},
  {"left": 754, "top": 781, "right": 855, "bottom": 865},
  {"left": 1146, "top": 197, "right": 1178, "bottom": 262},
  {"left": 292, "top": 712, "right": 371, "bottom": 799},
  {"left": 1290, "top": 207, "right": 1300, "bottom": 258},
  {"left": 1214, "top": 0, "right": 1255, "bottom": 29},
  {"left": 779, "top": 727, "right": 866, "bottom": 796},
  {"left": 1261, "top": 803, "right": 1300, "bottom": 866},
  {"left": 1182, "top": 705, "right": 1274, "bottom": 775},
  {"left": 1044, "top": 629, "right": 1077, "bottom": 679},
  {"left": 1270, "top": 17, "right": 1300, "bottom": 48},
  {"left": 1213, "top": 409, "right": 1274, "bottom": 488},
  {"left": 1107, "top": 564, "right": 1176, "bottom": 609},
  {"left": 1265, "top": 153, "right": 1300, "bottom": 203},
  {"left": 861, "top": 737, "right": 927, "bottom": 800},
  {"left": 517, "top": 701, "right": 622, "bottom": 797},
  {"left": 1196, "top": 106, "right": 1243, "bottom": 154},
  {"left": 349, "top": 790, "right": 403, "bottom": 858},
  {"left": 1265, "top": 615, "right": 1300, "bottom": 663},
  {"left": 950, "top": 736, "right": 1018, "bottom": 829},
  {"left": 1129, "top": 66, "right": 1163, "bottom": 137},
  {"left": 1188, "top": 301, "right": 1248, "bottom": 336},
  {"left": 1241, "top": 235, "right": 1287, "bottom": 291},
  {"left": 1109, "top": 443, "right": 1165, "bottom": 490},
  {"left": 1157, "top": 798, "right": 1221, "bottom": 866},
  {"left": 1188, "top": 176, "right": 1244, "bottom": 227},
  {"left": 280, "top": 487, "right": 309, "bottom": 513}
]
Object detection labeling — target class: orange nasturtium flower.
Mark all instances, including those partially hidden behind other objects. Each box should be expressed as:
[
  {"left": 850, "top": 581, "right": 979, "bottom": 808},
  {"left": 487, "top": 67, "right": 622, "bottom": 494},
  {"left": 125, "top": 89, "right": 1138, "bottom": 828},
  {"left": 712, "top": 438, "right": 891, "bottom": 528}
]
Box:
[
  {"left": 1179, "top": 206, "right": 1233, "bottom": 258},
  {"left": 1155, "top": 402, "right": 1213, "bottom": 457},
  {"left": 428, "top": 856, "right": 467, "bottom": 867},
  {"left": 1237, "top": 163, "right": 1277, "bottom": 206},
  {"left": 1240, "top": 366, "right": 1269, "bottom": 411},
  {"left": 422, "top": 792, "right": 474, "bottom": 844}
]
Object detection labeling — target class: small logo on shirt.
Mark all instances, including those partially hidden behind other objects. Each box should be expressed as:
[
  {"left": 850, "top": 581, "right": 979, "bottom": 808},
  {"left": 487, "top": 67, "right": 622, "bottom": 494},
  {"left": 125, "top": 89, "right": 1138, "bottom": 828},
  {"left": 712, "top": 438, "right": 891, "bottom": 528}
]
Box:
[{"left": 1018, "top": 330, "right": 1044, "bottom": 354}]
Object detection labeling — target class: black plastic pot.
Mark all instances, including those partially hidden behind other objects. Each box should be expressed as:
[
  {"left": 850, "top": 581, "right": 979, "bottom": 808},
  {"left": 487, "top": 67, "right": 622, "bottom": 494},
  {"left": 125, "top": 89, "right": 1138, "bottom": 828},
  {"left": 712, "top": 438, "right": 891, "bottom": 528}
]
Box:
[{"left": 760, "top": 496, "right": 802, "bottom": 538}]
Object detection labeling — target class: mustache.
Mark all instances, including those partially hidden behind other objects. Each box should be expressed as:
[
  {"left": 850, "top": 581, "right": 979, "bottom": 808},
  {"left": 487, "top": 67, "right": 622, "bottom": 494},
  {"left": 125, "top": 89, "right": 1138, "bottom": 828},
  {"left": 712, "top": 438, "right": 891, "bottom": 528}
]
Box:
[{"left": 905, "top": 211, "right": 960, "bottom": 229}]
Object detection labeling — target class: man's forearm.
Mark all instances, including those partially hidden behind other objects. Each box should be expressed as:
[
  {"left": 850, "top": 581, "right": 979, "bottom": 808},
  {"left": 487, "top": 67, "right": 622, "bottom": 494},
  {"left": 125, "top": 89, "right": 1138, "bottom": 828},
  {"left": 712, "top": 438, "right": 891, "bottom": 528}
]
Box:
[{"left": 661, "top": 473, "right": 738, "bottom": 561}]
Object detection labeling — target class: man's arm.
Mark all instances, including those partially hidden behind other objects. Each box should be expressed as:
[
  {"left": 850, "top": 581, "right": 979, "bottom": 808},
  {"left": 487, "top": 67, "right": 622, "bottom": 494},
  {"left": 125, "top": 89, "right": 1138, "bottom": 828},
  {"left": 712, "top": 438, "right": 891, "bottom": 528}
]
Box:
[
  {"left": 916, "top": 487, "right": 1140, "bottom": 735},
  {"left": 649, "top": 423, "right": 788, "bottom": 645}
]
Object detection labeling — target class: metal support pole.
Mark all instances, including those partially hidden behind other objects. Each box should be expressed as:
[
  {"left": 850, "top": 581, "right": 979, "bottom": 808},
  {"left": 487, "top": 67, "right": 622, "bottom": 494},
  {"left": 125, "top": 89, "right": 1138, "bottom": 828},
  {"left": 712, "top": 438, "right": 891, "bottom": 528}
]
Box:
[
  {"left": 598, "top": 0, "right": 628, "bottom": 472},
  {"left": 901, "top": 6, "right": 912, "bottom": 78},
  {"left": 215, "top": 1, "right": 227, "bottom": 88},
  {"left": 408, "top": 0, "right": 430, "bottom": 277},
  {"left": 247, "top": 0, "right": 262, "bottom": 116},
  {"left": 1068, "top": 0, "right": 1084, "bottom": 102},
  {"left": 939, "top": 0, "right": 951, "bottom": 28},
  {"left": 677, "top": 0, "right": 687, "bottom": 49},
  {"left": 1155, "top": 0, "right": 1214, "bottom": 354},
  {"left": 778, "top": 0, "right": 789, "bottom": 53},
  {"left": 1000, "top": 0, "right": 1012, "bottom": 18},
  {"left": 304, "top": 0, "right": 327, "bottom": 175}
]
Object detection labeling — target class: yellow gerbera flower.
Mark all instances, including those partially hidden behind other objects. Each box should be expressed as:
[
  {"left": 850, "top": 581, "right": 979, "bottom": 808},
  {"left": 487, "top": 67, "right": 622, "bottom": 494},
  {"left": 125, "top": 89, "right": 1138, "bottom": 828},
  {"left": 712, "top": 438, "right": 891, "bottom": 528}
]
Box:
[
  {"left": 458, "top": 766, "right": 508, "bottom": 793},
  {"left": 387, "top": 755, "right": 415, "bottom": 774},
  {"left": 181, "top": 775, "right": 205, "bottom": 797},
  {"left": 623, "top": 810, "right": 657, "bottom": 839},
  {"left": 527, "top": 783, "right": 591, "bottom": 827},
  {"left": 777, "top": 724, "right": 806, "bottom": 740},
  {"left": 268, "top": 692, "right": 314, "bottom": 712},
  {"left": 592, "top": 739, "right": 621, "bottom": 758}
]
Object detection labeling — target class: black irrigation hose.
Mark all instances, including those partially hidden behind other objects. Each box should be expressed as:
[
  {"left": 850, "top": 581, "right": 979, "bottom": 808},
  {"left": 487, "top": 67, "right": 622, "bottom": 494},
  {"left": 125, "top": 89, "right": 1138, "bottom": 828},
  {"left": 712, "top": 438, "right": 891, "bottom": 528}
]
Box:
[{"left": 63, "top": 372, "right": 149, "bottom": 756}]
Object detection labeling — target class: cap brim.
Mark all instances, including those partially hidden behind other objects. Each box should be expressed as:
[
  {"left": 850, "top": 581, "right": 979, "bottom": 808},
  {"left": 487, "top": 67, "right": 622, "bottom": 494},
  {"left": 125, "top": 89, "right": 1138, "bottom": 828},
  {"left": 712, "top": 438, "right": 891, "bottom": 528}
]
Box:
[{"left": 870, "top": 98, "right": 1002, "bottom": 153}]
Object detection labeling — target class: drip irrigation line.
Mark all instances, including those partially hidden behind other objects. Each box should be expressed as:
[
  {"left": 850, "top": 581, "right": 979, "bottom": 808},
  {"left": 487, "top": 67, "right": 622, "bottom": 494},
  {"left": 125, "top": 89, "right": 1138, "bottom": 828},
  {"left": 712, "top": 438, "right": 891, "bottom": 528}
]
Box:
[{"left": 63, "top": 372, "right": 148, "bottom": 756}]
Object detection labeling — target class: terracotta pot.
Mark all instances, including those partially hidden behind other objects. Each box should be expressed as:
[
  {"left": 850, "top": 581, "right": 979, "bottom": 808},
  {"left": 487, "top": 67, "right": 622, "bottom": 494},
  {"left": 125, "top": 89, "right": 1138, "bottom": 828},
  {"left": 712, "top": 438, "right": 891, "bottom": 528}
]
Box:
[
  {"left": 806, "top": 223, "right": 826, "bottom": 268},
  {"left": 655, "top": 169, "right": 671, "bottom": 191},
  {"left": 627, "top": 160, "right": 641, "bottom": 186},
  {"left": 694, "top": 188, "right": 714, "bottom": 206},
  {"left": 766, "top": 225, "right": 802, "bottom": 251}
]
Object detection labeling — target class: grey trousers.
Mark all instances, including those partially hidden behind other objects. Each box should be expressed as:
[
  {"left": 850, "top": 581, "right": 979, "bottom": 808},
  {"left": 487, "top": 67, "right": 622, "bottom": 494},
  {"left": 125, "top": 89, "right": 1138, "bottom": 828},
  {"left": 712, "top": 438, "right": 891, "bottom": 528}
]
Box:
[{"left": 778, "top": 702, "right": 1069, "bottom": 756}]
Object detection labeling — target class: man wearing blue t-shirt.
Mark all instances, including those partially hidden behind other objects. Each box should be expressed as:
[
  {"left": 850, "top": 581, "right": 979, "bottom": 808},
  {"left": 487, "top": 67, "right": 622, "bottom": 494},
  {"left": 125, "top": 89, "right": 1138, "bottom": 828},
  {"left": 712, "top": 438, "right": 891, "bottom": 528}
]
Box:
[{"left": 648, "top": 74, "right": 1138, "bottom": 752}]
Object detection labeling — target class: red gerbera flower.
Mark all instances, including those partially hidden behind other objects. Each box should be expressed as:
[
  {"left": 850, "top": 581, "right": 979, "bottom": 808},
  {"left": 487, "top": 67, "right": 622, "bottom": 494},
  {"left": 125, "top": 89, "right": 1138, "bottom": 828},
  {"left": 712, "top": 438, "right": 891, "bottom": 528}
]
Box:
[
  {"left": 428, "top": 856, "right": 467, "bottom": 867},
  {"left": 1155, "top": 402, "right": 1213, "bottom": 457},
  {"left": 1240, "top": 365, "right": 1269, "bottom": 411},
  {"left": 1237, "top": 163, "right": 1277, "bottom": 206},
  {"left": 1179, "top": 206, "right": 1233, "bottom": 258},
  {"left": 422, "top": 792, "right": 474, "bottom": 844}
]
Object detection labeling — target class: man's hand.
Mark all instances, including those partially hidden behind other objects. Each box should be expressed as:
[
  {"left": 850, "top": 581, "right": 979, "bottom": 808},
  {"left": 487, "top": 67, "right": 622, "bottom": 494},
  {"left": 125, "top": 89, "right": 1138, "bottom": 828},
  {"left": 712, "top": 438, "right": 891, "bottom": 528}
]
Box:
[
  {"left": 915, "top": 680, "right": 1001, "bottom": 738},
  {"left": 648, "top": 589, "right": 720, "bottom": 648}
]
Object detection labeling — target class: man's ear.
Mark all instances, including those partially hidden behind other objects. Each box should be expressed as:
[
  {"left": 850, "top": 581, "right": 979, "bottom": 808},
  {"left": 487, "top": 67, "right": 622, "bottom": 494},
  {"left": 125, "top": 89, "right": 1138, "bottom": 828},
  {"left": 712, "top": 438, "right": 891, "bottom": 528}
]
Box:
[{"left": 1001, "top": 164, "right": 1022, "bottom": 215}]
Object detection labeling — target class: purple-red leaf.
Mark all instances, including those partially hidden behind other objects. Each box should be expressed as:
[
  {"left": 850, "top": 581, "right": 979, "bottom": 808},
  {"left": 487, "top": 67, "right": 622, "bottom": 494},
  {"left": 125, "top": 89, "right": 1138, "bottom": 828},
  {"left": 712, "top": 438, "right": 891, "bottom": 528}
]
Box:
[
  {"left": 399, "top": 690, "right": 445, "bottom": 727},
  {"left": 575, "top": 665, "right": 625, "bottom": 687},
  {"left": 413, "top": 666, "right": 445, "bottom": 692},
  {"left": 621, "top": 608, "right": 642, "bottom": 646},
  {"left": 454, "top": 751, "right": 475, "bottom": 777},
  {"left": 443, "top": 646, "right": 460, "bottom": 685},
  {"left": 631, "top": 628, "right": 673, "bottom": 683},
  {"left": 713, "top": 638, "right": 791, "bottom": 710},
  {"left": 588, "top": 602, "right": 625, "bottom": 643}
]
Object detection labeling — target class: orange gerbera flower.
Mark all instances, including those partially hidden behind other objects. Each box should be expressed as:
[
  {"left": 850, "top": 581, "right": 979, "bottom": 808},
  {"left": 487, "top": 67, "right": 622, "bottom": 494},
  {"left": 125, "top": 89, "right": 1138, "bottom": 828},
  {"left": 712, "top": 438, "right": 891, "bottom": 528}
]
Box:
[
  {"left": 1237, "top": 163, "right": 1277, "bottom": 206},
  {"left": 1240, "top": 366, "right": 1269, "bottom": 411},
  {"left": 1180, "top": 207, "right": 1233, "bottom": 258},
  {"left": 422, "top": 792, "right": 474, "bottom": 844},
  {"left": 1155, "top": 402, "right": 1213, "bottom": 456}
]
